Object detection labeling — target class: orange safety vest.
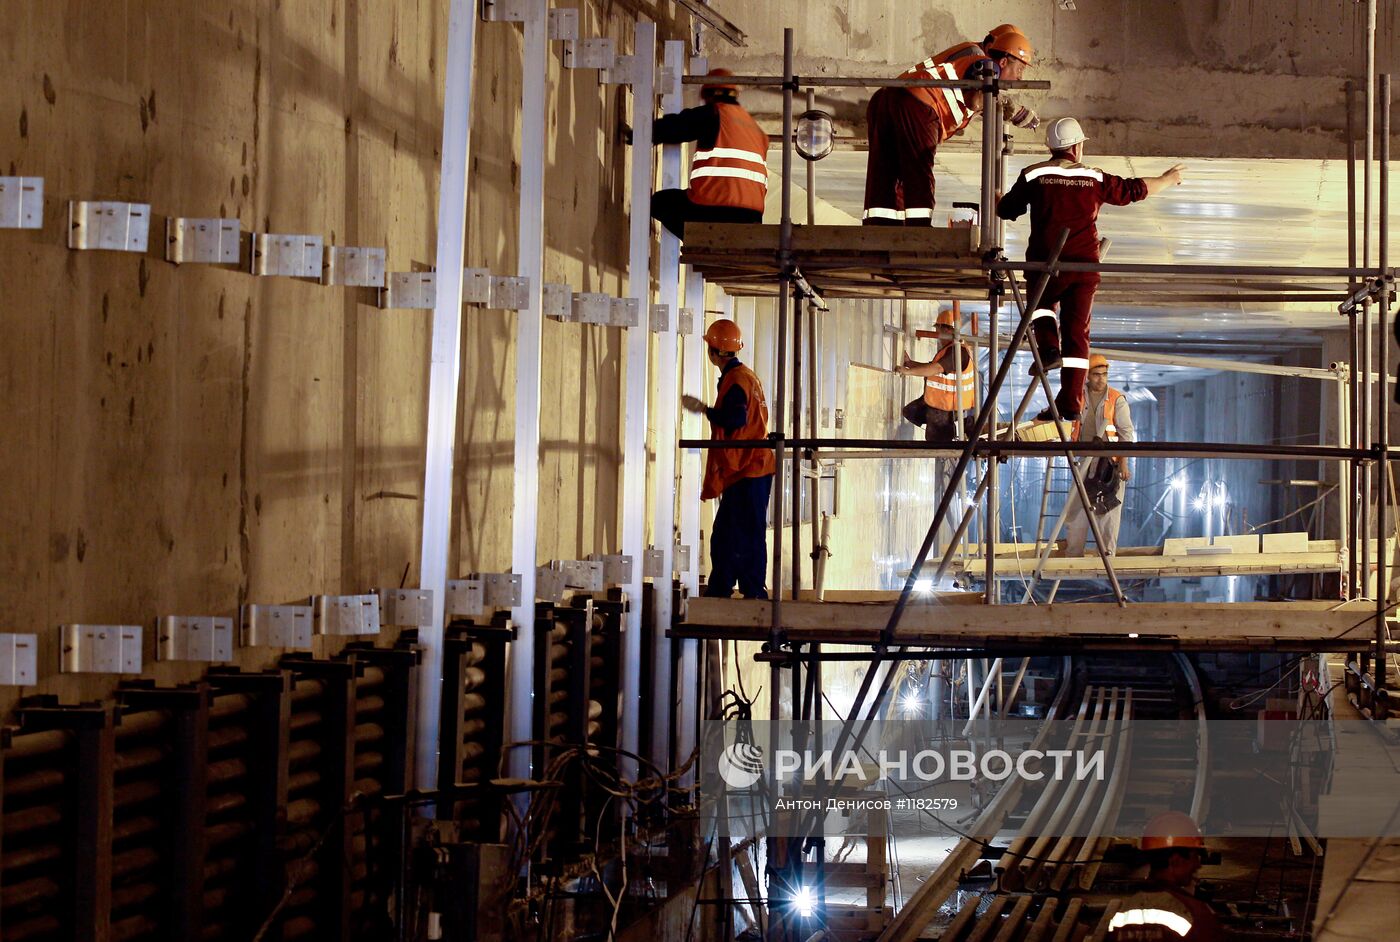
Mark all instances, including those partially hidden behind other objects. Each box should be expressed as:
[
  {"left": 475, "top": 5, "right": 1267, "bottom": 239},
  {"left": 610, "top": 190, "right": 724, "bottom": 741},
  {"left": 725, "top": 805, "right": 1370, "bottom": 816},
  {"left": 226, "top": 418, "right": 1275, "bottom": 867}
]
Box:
[
  {"left": 922, "top": 343, "right": 977, "bottom": 411},
  {"left": 899, "top": 42, "right": 992, "bottom": 141},
  {"left": 688, "top": 102, "right": 770, "bottom": 212},
  {"left": 701, "top": 365, "right": 777, "bottom": 500},
  {"left": 1074, "top": 387, "right": 1125, "bottom": 465}
]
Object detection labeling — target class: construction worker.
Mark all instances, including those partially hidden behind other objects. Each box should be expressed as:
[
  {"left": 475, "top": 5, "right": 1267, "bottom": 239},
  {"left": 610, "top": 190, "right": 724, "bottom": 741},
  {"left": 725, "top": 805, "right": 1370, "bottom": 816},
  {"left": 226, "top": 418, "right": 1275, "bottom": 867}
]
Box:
[
  {"left": 1063, "top": 355, "right": 1135, "bottom": 557},
  {"left": 897, "top": 308, "right": 977, "bottom": 442},
  {"left": 651, "top": 69, "right": 768, "bottom": 240},
  {"left": 682, "top": 319, "right": 776, "bottom": 599},
  {"left": 1107, "top": 812, "right": 1223, "bottom": 941},
  {"left": 863, "top": 25, "right": 1040, "bottom": 225},
  {"left": 997, "top": 118, "right": 1185, "bottom": 418}
]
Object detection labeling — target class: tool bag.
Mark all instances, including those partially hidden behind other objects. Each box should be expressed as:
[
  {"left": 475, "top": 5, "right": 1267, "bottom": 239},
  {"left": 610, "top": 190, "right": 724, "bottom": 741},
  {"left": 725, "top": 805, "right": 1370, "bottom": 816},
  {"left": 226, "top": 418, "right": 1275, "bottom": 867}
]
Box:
[{"left": 1082, "top": 443, "right": 1122, "bottom": 514}]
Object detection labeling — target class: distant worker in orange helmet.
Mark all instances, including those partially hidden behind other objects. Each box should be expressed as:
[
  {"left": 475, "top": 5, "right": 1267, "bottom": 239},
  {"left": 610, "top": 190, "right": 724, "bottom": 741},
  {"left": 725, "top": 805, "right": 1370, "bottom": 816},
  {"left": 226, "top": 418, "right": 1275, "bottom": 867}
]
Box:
[
  {"left": 897, "top": 307, "right": 977, "bottom": 443},
  {"left": 652, "top": 69, "right": 769, "bottom": 240},
  {"left": 863, "top": 25, "right": 1040, "bottom": 225},
  {"left": 682, "top": 318, "right": 776, "bottom": 599},
  {"left": 1107, "top": 811, "right": 1222, "bottom": 941},
  {"left": 1063, "top": 354, "right": 1136, "bottom": 557}
]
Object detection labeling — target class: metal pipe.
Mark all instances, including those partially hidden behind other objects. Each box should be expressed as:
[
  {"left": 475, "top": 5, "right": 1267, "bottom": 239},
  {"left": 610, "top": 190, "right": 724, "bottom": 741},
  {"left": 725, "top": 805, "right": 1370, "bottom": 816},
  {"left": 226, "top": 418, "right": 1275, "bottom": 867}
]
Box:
[
  {"left": 1376, "top": 72, "right": 1390, "bottom": 686},
  {"left": 806, "top": 88, "right": 817, "bottom": 226},
  {"left": 792, "top": 284, "right": 804, "bottom": 601},
  {"left": 981, "top": 71, "right": 1000, "bottom": 597},
  {"left": 415, "top": 0, "right": 478, "bottom": 791},
  {"left": 680, "top": 75, "right": 1051, "bottom": 90},
  {"left": 808, "top": 297, "right": 823, "bottom": 595},
  {"left": 677, "top": 437, "right": 1384, "bottom": 462},
  {"left": 960, "top": 657, "right": 1004, "bottom": 737},
  {"left": 999, "top": 657, "right": 1031, "bottom": 718}
]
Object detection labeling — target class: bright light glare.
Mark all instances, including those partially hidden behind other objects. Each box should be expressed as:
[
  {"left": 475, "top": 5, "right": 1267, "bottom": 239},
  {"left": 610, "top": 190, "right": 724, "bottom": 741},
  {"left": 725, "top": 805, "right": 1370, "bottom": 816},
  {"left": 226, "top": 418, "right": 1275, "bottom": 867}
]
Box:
[
  {"left": 1170, "top": 476, "right": 1187, "bottom": 492},
  {"left": 794, "top": 885, "right": 816, "bottom": 919},
  {"left": 1192, "top": 496, "right": 1207, "bottom": 512},
  {"left": 914, "top": 578, "right": 934, "bottom": 594},
  {"left": 1211, "top": 492, "right": 1228, "bottom": 508},
  {"left": 902, "top": 692, "right": 922, "bottom": 715}
]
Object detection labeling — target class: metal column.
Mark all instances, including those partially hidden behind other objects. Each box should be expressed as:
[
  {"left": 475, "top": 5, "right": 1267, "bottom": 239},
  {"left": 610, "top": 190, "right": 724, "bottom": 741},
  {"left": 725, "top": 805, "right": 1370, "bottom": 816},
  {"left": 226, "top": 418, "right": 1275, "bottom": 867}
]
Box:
[
  {"left": 621, "top": 20, "right": 657, "bottom": 777},
  {"left": 507, "top": 0, "right": 550, "bottom": 782},
  {"left": 416, "top": 0, "right": 478, "bottom": 789}
]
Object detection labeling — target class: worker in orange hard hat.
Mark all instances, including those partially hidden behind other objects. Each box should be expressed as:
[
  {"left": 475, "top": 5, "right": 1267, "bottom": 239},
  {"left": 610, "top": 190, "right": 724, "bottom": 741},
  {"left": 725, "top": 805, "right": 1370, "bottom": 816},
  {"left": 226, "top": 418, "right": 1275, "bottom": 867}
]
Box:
[
  {"left": 682, "top": 318, "right": 776, "bottom": 598},
  {"left": 1106, "top": 812, "right": 1222, "bottom": 941},
  {"left": 651, "top": 68, "right": 768, "bottom": 240},
  {"left": 1062, "top": 354, "right": 1136, "bottom": 557},
  {"left": 863, "top": 25, "right": 1039, "bottom": 225},
  {"left": 897, "top": 307, "right": 976, "bottom": 443}
]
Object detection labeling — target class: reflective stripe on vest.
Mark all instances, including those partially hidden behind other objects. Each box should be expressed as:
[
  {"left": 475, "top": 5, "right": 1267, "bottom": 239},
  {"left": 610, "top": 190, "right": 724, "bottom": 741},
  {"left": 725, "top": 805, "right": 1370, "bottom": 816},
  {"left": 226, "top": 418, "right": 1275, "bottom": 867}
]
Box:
[
  {"left": 1107, "top": 908, "right": 1193, "bottom": 937},
  {"left": 899, "top": 43, "right": 986, "bottom": 137},
  {"left": 1073, "top": 388, "right": 1122, "bottom": 442},
  {"left": 689, "top": 103, "right": 769, "bottom": 212},
  {"left": 923, "top": 343, "right": 977, "bottom": 411},
  {"left": 1024, "top": 164, "right": 1105, "bottom": 183}
]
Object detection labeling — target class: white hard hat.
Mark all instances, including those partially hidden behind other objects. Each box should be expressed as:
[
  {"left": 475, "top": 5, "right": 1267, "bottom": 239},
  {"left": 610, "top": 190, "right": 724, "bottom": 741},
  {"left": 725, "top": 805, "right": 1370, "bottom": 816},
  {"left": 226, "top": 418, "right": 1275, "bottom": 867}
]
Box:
[{"left": 1045, "top": 117, "right": 1087, "bottom": 151}]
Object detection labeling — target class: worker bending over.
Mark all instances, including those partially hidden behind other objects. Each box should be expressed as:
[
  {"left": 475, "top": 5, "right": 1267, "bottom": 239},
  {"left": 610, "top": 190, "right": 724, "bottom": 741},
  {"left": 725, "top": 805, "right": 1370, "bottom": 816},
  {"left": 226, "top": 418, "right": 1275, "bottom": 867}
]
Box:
[
  {"left": 1063, "top": 355, "right": 1134, "bottom": 557},
  {"left": 1107, "top": 812, "right": 1222, "bottom": 941},
  {"left": 997, "top": 117, "right": 1184, "bottom": 418},
  {"left": 652, "top": 69, "right": 768, "bottom": 240},
  {"left": 897, "top": 308, "right": 976, "bottom": 442},
  {"left": 682, "top": 319, "right": 775, "bottom": 599},
  {"left": 864, "top": 25, "right": 1039, "bottom": 225}
]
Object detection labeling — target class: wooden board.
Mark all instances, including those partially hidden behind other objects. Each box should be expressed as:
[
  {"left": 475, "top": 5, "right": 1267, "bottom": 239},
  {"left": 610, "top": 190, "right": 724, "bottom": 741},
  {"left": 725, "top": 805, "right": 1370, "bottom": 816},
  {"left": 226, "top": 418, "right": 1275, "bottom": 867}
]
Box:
[
  {"left": 1211, "top": 534, "right": 1262, "bottom": 554},
  {"left": 679, "top": 598, "right": 1379, "bottom": 646},
  {"left": 960, "top": 551, "right": 1345, "bottom": 581},
  {"left": 1263, "top": 532, "right": 1312, "bottom": 553},
  {"left": 684, "top": 223, "right": 980, "bottom": 257},
  {"left": 1162, "top": 537, "right": 1211, "bottom": 555},
  {"left": 796, "top": 588, "right": 984, "bottom": 604}
]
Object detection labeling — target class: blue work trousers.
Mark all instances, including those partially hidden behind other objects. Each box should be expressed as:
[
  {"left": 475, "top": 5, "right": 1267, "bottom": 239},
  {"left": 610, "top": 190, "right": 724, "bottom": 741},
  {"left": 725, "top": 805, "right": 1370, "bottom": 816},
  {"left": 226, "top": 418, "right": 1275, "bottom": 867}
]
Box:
[{"left": 705, "top": 474, "right": 774, "bottom": 599}]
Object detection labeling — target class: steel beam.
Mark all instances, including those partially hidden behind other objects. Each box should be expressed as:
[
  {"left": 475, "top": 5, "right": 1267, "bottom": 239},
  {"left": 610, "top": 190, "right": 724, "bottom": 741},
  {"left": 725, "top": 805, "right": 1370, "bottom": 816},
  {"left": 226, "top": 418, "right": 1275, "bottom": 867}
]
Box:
[
  {"left": 416, "top": 0, "right": 478, "bottom": 790},
  {"left": 507, "top": 0, "right": 549, "bottom": 784}
]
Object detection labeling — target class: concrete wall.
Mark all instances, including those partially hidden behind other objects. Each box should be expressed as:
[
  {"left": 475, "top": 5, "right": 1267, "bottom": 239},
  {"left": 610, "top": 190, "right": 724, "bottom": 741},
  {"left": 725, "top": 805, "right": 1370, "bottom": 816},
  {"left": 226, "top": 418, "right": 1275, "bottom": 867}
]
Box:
[
  {"left": 706, "top": 0, "right": 1400, "bottom": 159},
  {"left": 0, "top": 1, "right": 684, "bottom": 717}
]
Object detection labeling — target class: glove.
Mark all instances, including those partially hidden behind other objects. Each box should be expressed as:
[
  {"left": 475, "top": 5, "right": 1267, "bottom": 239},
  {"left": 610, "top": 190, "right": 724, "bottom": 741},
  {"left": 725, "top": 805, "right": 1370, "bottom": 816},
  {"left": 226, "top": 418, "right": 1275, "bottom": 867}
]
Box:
[{"left": 1007, "top": 105, "right": 1039, "bottom": 130}]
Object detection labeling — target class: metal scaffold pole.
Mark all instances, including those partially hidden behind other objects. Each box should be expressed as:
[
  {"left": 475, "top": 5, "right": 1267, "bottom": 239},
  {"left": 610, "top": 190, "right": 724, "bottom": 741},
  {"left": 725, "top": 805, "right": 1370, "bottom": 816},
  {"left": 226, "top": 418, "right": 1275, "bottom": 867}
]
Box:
[
  {"left": 1376, "top": 72, "right": 1390, "bottom": 686},
  {"left": 1347, "top": 80, "right": 1361, "bottom": 598},
  {"left": 981, "top": 64, "right": 1001, "bottom": 600}
]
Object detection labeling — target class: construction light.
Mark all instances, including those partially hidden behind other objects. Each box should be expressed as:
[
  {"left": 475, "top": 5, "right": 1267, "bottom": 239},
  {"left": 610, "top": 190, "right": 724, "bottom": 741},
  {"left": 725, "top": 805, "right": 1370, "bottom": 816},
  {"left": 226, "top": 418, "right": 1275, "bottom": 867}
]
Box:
[
  {"left": 1192, "top": 496, "right": 1207, "bottom": 512},
  {"left": 794, "top": 885, "right": 817, "bottom": 919},
  {"left": 902, "top": 692, "right": 922, "bottom": 715},
  {"left": 1170, "top": 475, "right": 1187, "bottom": 492},
  {"left": 795, "top": 110, "right": 834, "bottom": 161},
  {"left": 914, "top": 578, "right": 934, "bottom": 594}
]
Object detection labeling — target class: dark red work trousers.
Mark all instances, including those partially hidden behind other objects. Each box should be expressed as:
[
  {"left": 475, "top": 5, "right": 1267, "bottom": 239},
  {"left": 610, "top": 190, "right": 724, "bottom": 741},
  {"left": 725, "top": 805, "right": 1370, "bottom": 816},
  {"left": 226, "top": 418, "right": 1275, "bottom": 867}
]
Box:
[
  {"left": 1030, "top": 273, "right": 1100, "bottom": 417},
  {"left": 863, "top": 88, "right": 942, "bottom": 226}
]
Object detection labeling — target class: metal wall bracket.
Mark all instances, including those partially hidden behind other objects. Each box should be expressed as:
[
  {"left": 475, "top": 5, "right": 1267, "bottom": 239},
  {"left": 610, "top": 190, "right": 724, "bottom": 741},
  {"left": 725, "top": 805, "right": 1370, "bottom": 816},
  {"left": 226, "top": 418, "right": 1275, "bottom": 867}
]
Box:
[
  {"left": 481, "top": 0, "right": 529, "bottom": 22},
  {"left": 489, "top": 275, "right": 529, "bottom": 310},
  {"left": 59, "top": 624, "right": 143, "bottom": 674},
  {"left": 573, "top": 291, "right": 611, "bottom": 325},
  {"left": 536, "top": 564, "right": 566, "bottom": 602},
  {"left": 166, "top": 217, "right": 240, "bottom": 265},
  {"left": 155, "top": 616, "right": 234, "bottom": 663},
  {"left": 675, "top": 543, "right": 692, "bottom": 573},
  {"left": 381, "top": 271, "right": 436, "bottom": 309},
  {"left": 547, "top": 8, "right": 579, "bottom": 41},
  {"left": 474, "top": 572, "right": 523, "bottom": 608},
  {"left": 643, "top": 547, "right": 665, "bottom": 578},
  {"left": 378, "top": 588, "right": 434, "bottom": 626},
  {"left": 650, "top": 303, "right": 671, "bottom": 332},
  {"left": 589, "top": 553, "right": 633, "bottom": 584},
  {"left": 678, "top": 307, "right": 695, "bottom": 335},
  {"left": 241, "top": 604, "right": 313, "bottom": 649},
  {"left": 600, "top": 54, "right": 642, "bottom": 86},
  {"left": 610, "top": 297, "right": 640, "bottom": 328},
  {"left": 68, "top": 201, "right": 150, "bottom": 252},
  {"left": 542, "top": 282, "right": 573, "bottom": 320},
  {"left": 0, "top": 177, "right": 43, "bottom": 229},
  {"left": 313, "top": 594, "right": 383, "bottom": 636},
  {"left": 251, "top": 233, "right": 323, "bottom": 278},
  {"left": 462, "top": 267, "right": 493, "bottom": 304},
  {"left": 559, "top": 559, "right": 604, "bottom": 590},
  {"left": 689, "top": 56, "right": 709, "bottom": 76},
  {"left": 446, "top": 578, "right": 485, "bottom": 617},
  {"left": 563, "top": 37, "right": 615, "bottom": 70},
  {"left": 324, "top": 246, "right": 387, "bottom": 287},
  {"left": 0, "top": 633, "right": 38, "bottom": 685}
]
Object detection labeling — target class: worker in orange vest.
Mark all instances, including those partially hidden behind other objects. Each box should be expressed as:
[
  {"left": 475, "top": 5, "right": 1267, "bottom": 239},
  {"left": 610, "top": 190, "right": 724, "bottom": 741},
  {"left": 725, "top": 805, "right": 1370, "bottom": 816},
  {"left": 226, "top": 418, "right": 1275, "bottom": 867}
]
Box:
[
  {"left": 682, "top": 319, "right": 776, "bottom": 598},
  {"left": 863, "top": 25, "right": 1039, "bottom": 225},
  {"left": 652, "top": 69, "right": 769, "bottom": 240},
  {"left": 1063, "top": 355, "right": 1135, "bottom": 557},
  {"left": 897, "top": 308, "right": 977, "bottom": 442},
  {"left": 1107, "top": 812, "right": 1223, "bottom": 941}
]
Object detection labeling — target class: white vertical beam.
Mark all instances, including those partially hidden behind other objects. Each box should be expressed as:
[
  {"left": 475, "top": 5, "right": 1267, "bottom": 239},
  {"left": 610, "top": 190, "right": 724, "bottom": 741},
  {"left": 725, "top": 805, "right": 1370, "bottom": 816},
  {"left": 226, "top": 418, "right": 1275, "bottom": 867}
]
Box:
[
  {"left": 651, "top": 39, "right": 684, "bottom": 770},
  {"left": 416, "top": 0, "right": 477, "bottom": 790},
  {"left": 620, "top": 20, "right": 657, "bottom": 780},
  {"left": 677, "top": 267, "right": 704, "bottom": 783},
  {"left": 507, "top": 0, "right": 549, "bottom": 782}
]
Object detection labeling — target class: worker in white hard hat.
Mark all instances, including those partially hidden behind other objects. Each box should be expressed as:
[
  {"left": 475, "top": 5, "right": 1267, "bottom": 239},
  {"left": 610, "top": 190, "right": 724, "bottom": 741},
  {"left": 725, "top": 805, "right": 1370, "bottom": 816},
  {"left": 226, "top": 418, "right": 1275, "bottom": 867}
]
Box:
[
  {"left": 682, "top": 318, "right": 775, "bottom": 598},
  {"left": 998, "top": 117, "right": 1185, "bottom": 420},
  {"left": 1062, "top": 354, "right": 1135, "bottom": 557},
  {"left": 1106, "top": 812, "right": 1223, "bottom": 941}
]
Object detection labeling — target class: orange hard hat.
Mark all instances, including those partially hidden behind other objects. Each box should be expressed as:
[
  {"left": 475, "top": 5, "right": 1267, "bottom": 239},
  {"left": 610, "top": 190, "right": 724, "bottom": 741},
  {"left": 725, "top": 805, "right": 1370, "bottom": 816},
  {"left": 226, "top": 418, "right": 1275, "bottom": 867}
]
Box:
[
  {"left": 701, "top": 68, "right": 739, "bottom": 95},
  {"left": 984, "top": 25, "right": 1034, "bottom": 66},
  {"left": 1141, "top": 811, "right": 1206, "bottom": 852},
  {"left": 703, "top": 318, "right": 744, "bottom": 352},
  {"left": 1089, "top": 353, "right": 1110, "bottom": 371},
  {"left": 935, "top": 309, "right": 959, "bottom": 329}
]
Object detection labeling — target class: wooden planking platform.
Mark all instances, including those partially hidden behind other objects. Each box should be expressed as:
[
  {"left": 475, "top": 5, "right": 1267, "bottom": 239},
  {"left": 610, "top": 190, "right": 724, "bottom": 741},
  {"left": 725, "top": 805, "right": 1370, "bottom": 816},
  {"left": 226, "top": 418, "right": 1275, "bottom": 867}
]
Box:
[
  {"left": 958, "top": 551, "right": 1344, "bottom": 581},
  {"left": 677, "top": 598, "right": 1381, "bottom": 651}
]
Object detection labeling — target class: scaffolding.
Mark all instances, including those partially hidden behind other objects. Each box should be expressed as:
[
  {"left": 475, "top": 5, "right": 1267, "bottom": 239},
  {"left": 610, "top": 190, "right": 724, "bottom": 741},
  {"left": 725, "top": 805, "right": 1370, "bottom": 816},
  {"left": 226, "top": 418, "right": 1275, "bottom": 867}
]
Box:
[{"left": 672, "top": 29, "right": 1396, "bottom": 941}]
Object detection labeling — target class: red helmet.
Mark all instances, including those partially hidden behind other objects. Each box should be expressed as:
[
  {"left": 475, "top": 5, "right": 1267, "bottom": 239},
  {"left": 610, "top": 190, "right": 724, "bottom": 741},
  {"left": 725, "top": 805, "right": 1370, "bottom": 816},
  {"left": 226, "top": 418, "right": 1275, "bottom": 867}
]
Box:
[
  {"left": 984, "top": 25, "right": 1034, "bottom": 66},
  {"left": 701, "top": 68, "right": 739, "bottom": 96},
  {"left": 703, "top": 318, "right": 744, "bottom": 352},
  {"left": 1141, "top": 811, "right": 1206, "bottom": 852}
]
